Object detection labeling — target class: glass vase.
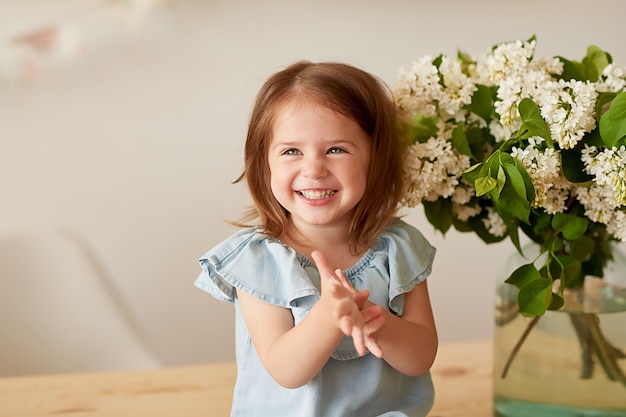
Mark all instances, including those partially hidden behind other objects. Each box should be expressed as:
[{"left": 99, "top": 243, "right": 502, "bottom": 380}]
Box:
[{"left": 494, "top": 246, "right": 626, "bottom": 417}]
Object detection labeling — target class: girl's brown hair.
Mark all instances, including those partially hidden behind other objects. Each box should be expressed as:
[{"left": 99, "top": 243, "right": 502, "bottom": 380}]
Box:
[{"left": 235, "top": 61, "right": 405, "bottom": 252}]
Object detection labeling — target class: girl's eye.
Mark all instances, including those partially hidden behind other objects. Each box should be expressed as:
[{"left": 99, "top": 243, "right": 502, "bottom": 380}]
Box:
[
  {"left": 282, "top": 148, "right": 301, "bottom": 156},
  {"left": 328, "top": 147, "right": 347, "bottom": 154}
]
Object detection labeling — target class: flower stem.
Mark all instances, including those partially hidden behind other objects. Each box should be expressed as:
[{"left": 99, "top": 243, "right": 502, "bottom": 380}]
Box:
[
  {"left": 500, "top": 315, "right": 541, "bottom": 378},
  {"left": 502, "top": 312, "right": 626, "bottom": 391},
  {"left": 583, "top": 313, "right": 626, "bottom": 388},
  {"left": 569, "top": 314, "right": 594, "bottom": 379}
]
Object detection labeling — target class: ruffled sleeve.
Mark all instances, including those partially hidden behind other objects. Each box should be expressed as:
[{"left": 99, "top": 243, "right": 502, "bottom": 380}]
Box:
[
  {"left": 379, "top": 220, "right": 436, "bottom": 316},
  {"left": 194, "top": 221, "right": 435, "bottom": 362},
  {"left": 194, "top": 228, "right": 319, "bottom": 307}
]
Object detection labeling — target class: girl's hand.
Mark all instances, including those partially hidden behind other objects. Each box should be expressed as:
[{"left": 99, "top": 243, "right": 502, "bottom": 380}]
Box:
[
  {"left": 335, "top": 268, "right": 385, "bottom": 358},
  {"left": 311, "top": 250, "right": 366, "bottom": 355},
  {"left": 310, "top": 250, "right": 385, "bottom": 357}
]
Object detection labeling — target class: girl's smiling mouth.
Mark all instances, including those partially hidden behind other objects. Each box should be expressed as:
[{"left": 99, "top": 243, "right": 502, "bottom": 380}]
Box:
[{"left": 298, "top": 189, "right": 337, "bottom": 200}]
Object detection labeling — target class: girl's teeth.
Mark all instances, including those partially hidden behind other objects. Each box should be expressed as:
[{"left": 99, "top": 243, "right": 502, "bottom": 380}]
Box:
[{"left": 300, "top": 190, "right": 335, "bottom": 199}]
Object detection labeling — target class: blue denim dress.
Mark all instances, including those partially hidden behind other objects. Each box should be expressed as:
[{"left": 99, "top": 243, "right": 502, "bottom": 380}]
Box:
[{"left": 195, "top": 219, "right": 436, "bottom": 417}]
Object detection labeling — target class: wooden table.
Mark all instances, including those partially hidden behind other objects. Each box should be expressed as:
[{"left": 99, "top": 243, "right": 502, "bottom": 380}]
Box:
[{"left": 0, "top": 340, "right": 493, "bottom": 417}]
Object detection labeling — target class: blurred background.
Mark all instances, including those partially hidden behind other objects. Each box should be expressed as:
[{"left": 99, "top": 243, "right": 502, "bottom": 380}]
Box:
[{"left": 1, "top": 0, "right": 624, "bottom": 376}]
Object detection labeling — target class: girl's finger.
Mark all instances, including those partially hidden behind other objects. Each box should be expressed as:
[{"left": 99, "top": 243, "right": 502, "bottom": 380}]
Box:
[
  {"left": 352, "top": 289, "right": 370, "bottom": 308},
  {"left": 311, "top": 250, "right": 335, "bottom": 280},
  {"left": 350, "top": 321, "right": 366, "bottom": 357},
  {"left": 335, "top": 268, "right": 358, "bottom": 295},
  {"left": 366, "top": 339, "right": 384, "bottom": 358},
  {"left": 361, "top": 304, "right": 383, "bottom": 323}
]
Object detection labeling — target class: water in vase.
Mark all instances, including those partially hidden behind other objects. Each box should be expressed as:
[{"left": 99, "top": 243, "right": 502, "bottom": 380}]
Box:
[{"left": 494, "top": 279, "right": 626, "bottom": 417}]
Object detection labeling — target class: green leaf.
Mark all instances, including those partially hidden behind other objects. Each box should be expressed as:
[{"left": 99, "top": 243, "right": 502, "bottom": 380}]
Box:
[
  {"left": 475, "top": 176, "right": 497, "bottom": 197},
  {"left": 465, "top": 84, "right": 494, "bottom": 122},
  {"left": 518, "top": 163, "right": 535, "bottom": 202},
  {"left": 561, "top": 257, "right": 582, "bottom": 288},
  {"left": 457, "top": 50, "right": 473, "bottom": 66},
  {"left": 560, "top": 148, "right": 593, "bottom": 183},
  {"left": 518, "top": 278, "right": 552, "bottom": 317},
  {"left": 599, "top": 91, "right": 626, "bottom": 148},
  {"left": 432, "top": 54, "right": 444, "bottom": 69},
  {"left": 581, "top": 128, "right": 605, "bottom": 148},
  {"left": 423, "top": 199, "right": 453, "bottom": 234},
  {"left": 582, "top": 252, "right": 604, "bottom": 280},
  {"left": 546, "top": 254, "right": 582, "bottom": 290},
  {"left": 518, "top": 98, "right": 553, "bottom": 145},
  {"left": 466, "top": 215, "right": 508, "bottom": 244},
  {"left": 451, "top": 125, "right": 475, "bottom": 158},
  {"left": 462, "top": 163, "right": 482, "bottom": 183},
  {"left": 505, "top": 263, "right": 542, "bottom": 289},
  {"left": 506, "top": 217, "right": 523, "bottom": 254},
  {"left": 548, "top": 293, "right": 564, "bottom": 311},
  {"left": 551, "top": 213, "right": 588, "bottom": 240},
  {"left": 545, "top": 253, "right": 563, "bottom": 282},
  {"left": 569, "top": 235, "right": 596, "bottom": 262},
  {"left": 502, "top": 163, "right": 527, "bottom": 200},
  {"left": 556, "top": 56, "right": 586, "bottom": 82},
  {"left": 519, "top": 211, "right": 550, "bottom": 245},
  {"left": 498, "top": 187, "right": 531, "bottom": 224},
  {"left": 496, "top": 165, "right": 506, "bottom": 193},
  {"left": 596, "top": 92, "right": 617, "bottom": 119},
  {"left": 482, "top": 152, "right": 502, "bottom": 178},
  {"left": 451, "top": 216, "right": 474, "bottom": 233},
  {"left": 466, "top": 127, "right": 496, "bottom": 161},
  {"left": 582, "top": 45, "right": 610, "bottom": 82},
  {"left": 497, "top": 152, "right": 516, "bottom": 165}
]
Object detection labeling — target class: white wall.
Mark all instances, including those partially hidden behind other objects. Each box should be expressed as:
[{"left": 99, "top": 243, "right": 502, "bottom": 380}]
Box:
[{"left": 1, "top": 0, "right": 624, "bottom": 367}]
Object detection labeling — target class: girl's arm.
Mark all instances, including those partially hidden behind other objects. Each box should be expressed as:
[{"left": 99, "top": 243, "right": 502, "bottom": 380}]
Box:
[
  {"left": 333, "top": 265, "right": 438, "bottom": 377},
  {"left": 235, "top": 289, "right": 340, "bottom": 388},
  {"left": 370, "top": 281, "right": 438, "bottom": 376},
  {"left": 235, "top": 257, "right": 384, "bottom": 389}
]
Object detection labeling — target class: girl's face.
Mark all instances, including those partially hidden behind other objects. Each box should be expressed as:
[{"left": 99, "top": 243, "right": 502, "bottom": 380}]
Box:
[{"left": 268, "top": 100, "right": 371, "bottom": 233}]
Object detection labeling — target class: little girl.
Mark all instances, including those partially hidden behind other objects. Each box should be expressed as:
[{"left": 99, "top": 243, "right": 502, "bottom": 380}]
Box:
[{"left": 195, "top": 61, "right": 438, "bottom": 416}]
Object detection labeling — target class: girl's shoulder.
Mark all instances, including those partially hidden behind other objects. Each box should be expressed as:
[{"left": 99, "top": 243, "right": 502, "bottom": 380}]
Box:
[
  {"left": 200, "top": 227, "right": 308, "bottom": 270},
  {"left": 195, "top": 227, "right": 318, "bottom": 306}
]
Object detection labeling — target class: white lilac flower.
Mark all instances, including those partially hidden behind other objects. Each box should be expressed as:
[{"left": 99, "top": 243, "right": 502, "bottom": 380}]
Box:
[
  {"left": 437, "top": 56, "right": 477, "bottom": 118},
  {"left": 401, "top": 135, "right": 471, "bottom": 208},
  {"left": 532, "top": 56, "right": 564, "bottom": 78},
  {"left": 538, "top": 80, "right": 598, "bottom": 149},
  {"left": 482, "top": 206, "right": 507, "bottom": 237},
  {"left": 479, "top": 40, "right": 563, "bottom": 127},
  {"left": 486, "top": 39, "right": 536, "bottom": 84},
  {"left": 510, "top": 137, "right": 569, "bottom": 213},
  {"left": 607, "top": 210, "right": 626, "bottom": 241},
  {"left": 597, "top": 64, "right": 626, "bottom": 93},
  {"left": 451, "top": 180, "right": 475, "bottom": 205},
  {"left": 470, "top": 51, "right": 493, "bottom": 86},
  {"left": 574, "top": 191, "right": 626, "bottom": 243},
  {"left": 453, "top": 203, "right": 483, "bottom": 222},
  {"left": 495, "top": 67, "right": 559, "bottom": 127},
  {"left": 576, "top": 144, "right": 626, "bottom": 231},
  {"left": 581, "top": 145, "right": 626, "bottom": 206},
  {"left": 542, "top": 177, "right": 570, "bottom": 214},
  {"left": 394, "top": 55, "right": 442, "bottom": 119},
  {"left": 493, "top": 75, "right": 524, "bottom": 126},
  {"left": 451, "top": 181, "right": 482, "bottom": 223},
  {"left": 489, "top": 119, "right": 518, "bottom": 142},
  {"left": 575, "top": 185, "right": 617, "bottom": 224},
  {"left": 464, "top": 112, "right": 488, "bottom": 128}
]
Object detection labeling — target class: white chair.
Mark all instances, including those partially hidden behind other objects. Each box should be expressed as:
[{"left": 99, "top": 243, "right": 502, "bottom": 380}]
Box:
[{"left": 0, "top": 228, "right": 162, "bottom": 376}]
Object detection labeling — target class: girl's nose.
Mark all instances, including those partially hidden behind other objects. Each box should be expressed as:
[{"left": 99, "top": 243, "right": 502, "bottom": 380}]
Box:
[{"left": 302, "top": 156, "right": 327, "bottom": 179}]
